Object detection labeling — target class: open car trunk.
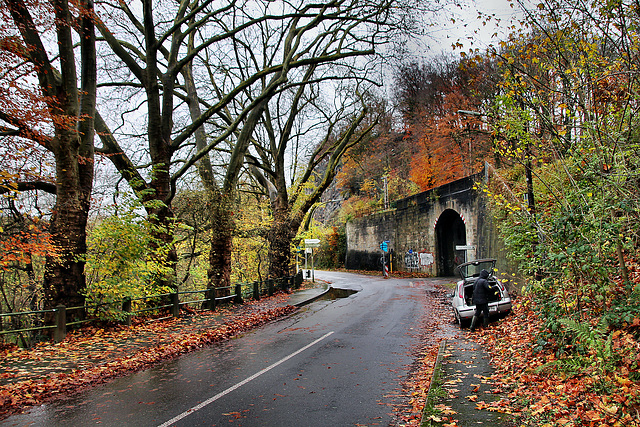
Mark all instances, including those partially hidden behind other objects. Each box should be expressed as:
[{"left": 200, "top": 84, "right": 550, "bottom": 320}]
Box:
[{"left": 463, "top": 278, "right": 501, "bottom": 306}]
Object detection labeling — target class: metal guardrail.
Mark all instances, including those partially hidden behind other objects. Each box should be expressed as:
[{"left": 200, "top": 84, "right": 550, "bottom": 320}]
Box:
[{"left": 0, "top": 272, "right": 303, "bottom": 346}]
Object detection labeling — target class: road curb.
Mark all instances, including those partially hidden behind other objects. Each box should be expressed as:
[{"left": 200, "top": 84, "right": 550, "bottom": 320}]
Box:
[
  {"left": 420, "top": 338, "right": 448, "bottom": 426},
  {"left": 426, "top": 333, "right": 513, "bottom": 427},
  {"left": 292, "top": 283, "right": 331, "bottom": 307}
]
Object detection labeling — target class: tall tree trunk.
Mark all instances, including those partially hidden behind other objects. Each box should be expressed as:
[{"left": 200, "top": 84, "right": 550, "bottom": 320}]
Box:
[
  {"left": 43, "top": 132, "right": 92, "bottom": 313},
  {"left": 7, "top": 0, "right": 99, "bottom": 317},
  {"left": 256, "top": 99, "right": 371, "bottom": 280},
  {"left": 146, "top": 151, "right": 178, "bottom": 289},
  {"left": 208, "top": 192, "right": 235, "bottom": 293},
  {"left": 182, "top": 51, "right": 233, "bottom": 292},
  {"left": 268, "top": 200, "right": 295, "bottom": 278},
  {"left": 147, "top": 203, "right": 179, "bottom": 290}
]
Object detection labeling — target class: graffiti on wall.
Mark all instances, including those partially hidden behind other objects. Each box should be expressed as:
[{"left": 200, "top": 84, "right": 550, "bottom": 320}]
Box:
[
  {"left": 420, "top": 252, "right": 434, "bottom": 267},
  {"left": 404, "top": 250, "right": 435, "bottom": 270},
  {"left": 404, "top": 250, "right": 419, "bottom": 270}
]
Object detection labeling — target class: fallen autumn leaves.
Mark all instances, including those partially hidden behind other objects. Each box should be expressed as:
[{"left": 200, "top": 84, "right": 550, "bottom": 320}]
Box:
[
  {"left": 0, "top": 294, "right": 296, "bottom": 420},
  {"left": 391, "top": 286, "right": 451, "bottom": 426},
  {"left": 397, "top": 283, "right": 640, "bottom": 427},
  {"left": 3, "top": 278, "right": 639, "bottom": 426},
  {"left": 473, "top": 297, "right": 640, "bottom": 427}
]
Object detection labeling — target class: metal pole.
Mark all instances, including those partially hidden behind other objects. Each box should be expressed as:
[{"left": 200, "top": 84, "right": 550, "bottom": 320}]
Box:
[
  {"left": 311, "top": 248, "right": 315, "bottom": 283},
  {"left": 384, "top": 175, "right": 388, "bottom": 209}
]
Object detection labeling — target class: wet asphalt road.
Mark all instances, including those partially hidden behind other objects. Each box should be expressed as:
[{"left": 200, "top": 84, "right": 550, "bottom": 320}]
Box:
[{"left": 3, "top": 271, "right": 445, "bottom": 427}]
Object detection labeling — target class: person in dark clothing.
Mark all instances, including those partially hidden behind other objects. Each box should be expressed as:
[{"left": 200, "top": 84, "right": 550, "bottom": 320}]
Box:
[{"left": 470, "top": 269, "right": 492, "bottom": 331}]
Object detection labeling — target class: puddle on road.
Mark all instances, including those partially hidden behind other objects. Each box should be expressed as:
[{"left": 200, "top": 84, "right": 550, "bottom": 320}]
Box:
[{"left": 318, "top": 287, "right": 358, "bottom": 300}]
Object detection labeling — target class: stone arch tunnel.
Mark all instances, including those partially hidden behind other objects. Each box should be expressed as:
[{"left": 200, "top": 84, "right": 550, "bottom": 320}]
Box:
[
  {"left": 435, "top": 208, "right": 467, "bottom": 276},
  {"left": 344, "top": 168, "right": 502, "bottom": 277}
]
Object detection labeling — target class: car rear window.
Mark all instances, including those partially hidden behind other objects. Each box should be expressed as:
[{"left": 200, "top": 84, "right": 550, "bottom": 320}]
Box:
[{"left": 460, "top": 262, "right": 493, "bottom": 278}]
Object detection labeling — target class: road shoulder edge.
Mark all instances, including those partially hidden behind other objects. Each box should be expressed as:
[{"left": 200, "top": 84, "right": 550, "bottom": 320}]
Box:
[{"left": 420, "top": 339, "right": 448, "bottom": 426}]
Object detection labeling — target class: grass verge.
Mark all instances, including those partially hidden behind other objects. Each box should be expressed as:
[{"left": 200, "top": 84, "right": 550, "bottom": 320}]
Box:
[{"left": 420, "top": 340, "right": 448, "bottom": 426}]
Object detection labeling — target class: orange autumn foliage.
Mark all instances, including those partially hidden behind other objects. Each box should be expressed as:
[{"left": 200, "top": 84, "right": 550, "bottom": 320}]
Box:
[
  {"left": 0, "top": 223, "right": 58, "bottom": 270},
  {"left": 397, "top": 56, "right": 497, "bottom": 192}
]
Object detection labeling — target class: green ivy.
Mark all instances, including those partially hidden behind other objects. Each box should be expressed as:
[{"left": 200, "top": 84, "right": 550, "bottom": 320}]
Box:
[{"left": 83, "top": 194, "right": 174, "bottom": 321}]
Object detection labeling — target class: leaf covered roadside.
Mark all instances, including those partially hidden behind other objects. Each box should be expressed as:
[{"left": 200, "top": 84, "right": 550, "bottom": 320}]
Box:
[
  {"left": 0, "top": 293, "right": 296, "bottom": 420},
  {"left": 473, "top": 297, "right": 640, "bottom": 427},
  {"left": 391, "top": 285, "right": 452, "bottom": 426},
  {"left": 391, "top": 279, "right": 640, "bottom": 427}
]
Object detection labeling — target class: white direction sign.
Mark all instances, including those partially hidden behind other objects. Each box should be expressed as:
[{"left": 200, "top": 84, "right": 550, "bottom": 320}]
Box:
[
  {"left": 305, "top": 238, "right": 321, "bottom": 248},
  {"left": 455, "top": 245, "right": 475, "bottom": 251}
]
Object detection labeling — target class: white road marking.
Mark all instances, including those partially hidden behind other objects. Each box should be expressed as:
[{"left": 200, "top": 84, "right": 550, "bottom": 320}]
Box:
[{"left": 157, "top": 331, "right": 335, "bottom": 427}]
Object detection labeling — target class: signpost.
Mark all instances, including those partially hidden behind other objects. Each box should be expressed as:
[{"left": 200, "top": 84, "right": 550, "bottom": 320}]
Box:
[
  {"left": 305, "top": 239, "right": 320, "bottom": 247},
  {"left": 304, "top": 239, "right": 321, "bottom": 282},
  {"left": 455, "top": 245, "right": 474, "bottom": 265},
  {"left": 380, "top": 240, "right": 390, "bottom": 277}
]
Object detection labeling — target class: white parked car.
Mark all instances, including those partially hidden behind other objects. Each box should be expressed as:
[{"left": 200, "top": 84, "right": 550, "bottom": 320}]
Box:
[{"left": 450, "top": 258, "right": 512, "bottom": 328}]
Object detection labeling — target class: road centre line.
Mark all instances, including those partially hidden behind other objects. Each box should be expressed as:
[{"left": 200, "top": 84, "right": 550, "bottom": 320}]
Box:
[{"left": 157, "top": 331, "right": 335, "bottom": 427}]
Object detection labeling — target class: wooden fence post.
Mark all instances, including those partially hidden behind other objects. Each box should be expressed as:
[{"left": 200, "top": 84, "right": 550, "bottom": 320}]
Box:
[
  {"left": 122, "top": 297, "right": 132, "bottom": 327},
  {"left": 54, "top": 305, "right": 66, "bottom": 343},
  {"left": 253, "top": 281, "right": 260, "bottom": 300},
  {"left": 234, "top": 284, "right": 243, "bottom": 304},
  {"left": 171, "top": 293, "right": 180, "bottom": 317},
  {"left": 207, "top": 288, "right": 216, "bottom": 310}
]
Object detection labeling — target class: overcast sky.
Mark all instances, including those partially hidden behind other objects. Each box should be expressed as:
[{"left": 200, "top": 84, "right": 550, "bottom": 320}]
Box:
[{"left": 423, "top": 0, "right": 525, "bottom": 57}]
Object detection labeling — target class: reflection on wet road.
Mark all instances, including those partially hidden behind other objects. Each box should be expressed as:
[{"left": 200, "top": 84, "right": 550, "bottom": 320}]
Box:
[{"left": 2, "top": 271, "right": 446, "bottom": 427}]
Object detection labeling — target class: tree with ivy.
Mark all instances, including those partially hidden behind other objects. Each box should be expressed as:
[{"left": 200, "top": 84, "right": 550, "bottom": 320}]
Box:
[
  {"left": 84, "top": 194, "right": 174, "bottom": 321},
  {"left": 1, "top": 0, "right": 97, "bottom": 314}
]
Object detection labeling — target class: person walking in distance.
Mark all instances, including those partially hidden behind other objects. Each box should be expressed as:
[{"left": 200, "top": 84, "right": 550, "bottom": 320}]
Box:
[{"left": 470, "top": 269, "right": 492, "bottom": 331}]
